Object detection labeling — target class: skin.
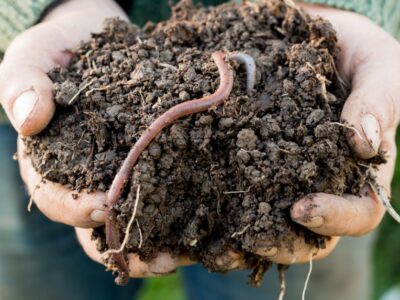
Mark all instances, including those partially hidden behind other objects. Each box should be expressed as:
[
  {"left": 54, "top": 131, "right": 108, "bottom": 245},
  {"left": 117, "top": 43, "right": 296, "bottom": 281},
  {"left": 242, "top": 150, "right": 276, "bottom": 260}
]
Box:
[{"left": 2, "top": 0, "right": 400, "bottom": 276}]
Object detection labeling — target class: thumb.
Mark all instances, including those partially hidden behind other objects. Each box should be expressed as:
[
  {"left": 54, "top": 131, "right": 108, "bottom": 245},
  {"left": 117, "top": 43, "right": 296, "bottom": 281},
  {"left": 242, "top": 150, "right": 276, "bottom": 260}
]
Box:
[
  {"left": 340, "top": 50, "right": 400, "bottom": 159},
  {"left": 0, "top": 61, "right": 56, "bottom": 136},
  {"left": 0, "top": 0, "right": 128, "bottom": 136}
]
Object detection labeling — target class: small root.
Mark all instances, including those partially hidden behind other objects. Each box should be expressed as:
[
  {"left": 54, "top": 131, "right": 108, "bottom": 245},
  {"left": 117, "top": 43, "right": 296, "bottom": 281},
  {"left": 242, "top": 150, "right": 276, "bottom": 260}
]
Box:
[
  {"left": 85, "top": 86, "right": 109, "bottom": 97},
  {"left": 369, "top": 179, "right": 400, "bottom": 224},
  {"left": 27, "top": 176, "right": 49, "bottom": 212},
  {"left": 328, "top": 122, "right": 363, "bottom": 140},
  {"left": 102, "top": 185, "right": 141, "bottom": 259},
  {"left": 278, "top": 265, "right": 288, "bottom": 300},
  {"left": 158, "top": 62, "right": 178, "bottom": 71},
  {"left": 302, "top": 254, "right": 315, "bottom": 300},
  {"left": 250, "top": 260, "right": 272, "bottom": 287},
  {"left": 136, "top": 219, "right": 143, "bottom": 249},
  {"left": 223, "top": 188, "right": 250, "bottom": 195},
  {"left": 27, "top": 194, "right": 36, "bottom": 212},
  {"left": 68, "top": 78, "right": 96, "bottom": 105},
  {"left": 231, "top": 224, "right": 250, "bottom": 238}
]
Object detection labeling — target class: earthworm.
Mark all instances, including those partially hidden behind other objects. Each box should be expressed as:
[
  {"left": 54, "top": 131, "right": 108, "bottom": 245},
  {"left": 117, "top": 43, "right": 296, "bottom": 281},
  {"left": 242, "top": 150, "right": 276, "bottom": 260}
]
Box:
[
  {"left": 105, "top": 51, "right": 234, "bottom": 284},
  {"left": 228, "top": 52, "right": 256, "bottom": 94}
]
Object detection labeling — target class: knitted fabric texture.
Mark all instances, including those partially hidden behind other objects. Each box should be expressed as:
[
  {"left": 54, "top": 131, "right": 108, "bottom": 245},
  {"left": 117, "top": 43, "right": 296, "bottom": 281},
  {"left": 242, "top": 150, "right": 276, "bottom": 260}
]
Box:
[
  {"left": 0, "top": 0, "right": 55, "bottom": 53},
  {"left": 303, "top": 0, "right": 400, "bottom": 39}
]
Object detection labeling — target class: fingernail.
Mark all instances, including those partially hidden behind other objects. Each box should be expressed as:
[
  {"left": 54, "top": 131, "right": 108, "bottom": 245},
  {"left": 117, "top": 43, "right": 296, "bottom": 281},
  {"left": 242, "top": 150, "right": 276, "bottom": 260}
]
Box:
[
  {"left": 361, "top": 113, "right": 381, "bottom": 153},
  {"left": 12, "top": 90, "right": 38, "bottom": 129},
  {"left": 90, "top": 210, "right": 105, "bottom": 223},
  {"left": 294, "top": 216, "right": 324, "bottom": 228},
  {"left": 255, "top": 247, "right": 278, "bottom": 257}
]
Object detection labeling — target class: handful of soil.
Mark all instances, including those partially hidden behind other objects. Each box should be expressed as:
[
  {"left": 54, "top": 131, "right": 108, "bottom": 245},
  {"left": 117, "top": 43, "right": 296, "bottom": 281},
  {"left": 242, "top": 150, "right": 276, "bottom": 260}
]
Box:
[{"left": 24, "top": 0, "right": 383, "bottom": 285}]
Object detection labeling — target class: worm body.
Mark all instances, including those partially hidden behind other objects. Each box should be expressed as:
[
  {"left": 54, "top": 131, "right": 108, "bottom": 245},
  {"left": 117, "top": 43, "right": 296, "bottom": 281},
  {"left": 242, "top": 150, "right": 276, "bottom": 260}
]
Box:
[
  {"left": 228, "top": 52, "right": 256, "bottom": 93},
  {"left": 105, "top": 51, "right": 234, "bottom": 284}
]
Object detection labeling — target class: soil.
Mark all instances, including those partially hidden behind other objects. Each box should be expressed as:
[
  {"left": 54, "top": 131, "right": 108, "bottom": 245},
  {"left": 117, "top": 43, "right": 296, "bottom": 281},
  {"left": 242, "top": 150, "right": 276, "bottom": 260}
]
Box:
[{"left": 24, "top": 0, "right": 384, "bottom": 285}]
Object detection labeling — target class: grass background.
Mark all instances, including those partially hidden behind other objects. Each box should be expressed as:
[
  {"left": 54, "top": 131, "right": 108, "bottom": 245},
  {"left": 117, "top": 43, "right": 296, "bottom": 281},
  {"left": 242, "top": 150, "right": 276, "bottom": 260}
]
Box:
[{"left": 138, "top": 133, "right": 400, "bottom": 300}]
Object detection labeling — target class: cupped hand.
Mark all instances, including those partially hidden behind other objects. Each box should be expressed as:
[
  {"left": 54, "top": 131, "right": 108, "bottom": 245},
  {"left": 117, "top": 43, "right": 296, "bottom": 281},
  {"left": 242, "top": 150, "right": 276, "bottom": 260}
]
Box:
[
  {"left": 278, "top": 3, "right": 399, "bottom": 264},
  {"left": 220, "top": 3, "right": 400, "bottom": 268},
  {"left": 291, "top": 3, "right": 399, "bottom": 242},
  {"left": 1, "top": 0, "right": 128, "bottom": 227},
  {"left": 6, "top": 0, "right": 193, "bottom": 279}
]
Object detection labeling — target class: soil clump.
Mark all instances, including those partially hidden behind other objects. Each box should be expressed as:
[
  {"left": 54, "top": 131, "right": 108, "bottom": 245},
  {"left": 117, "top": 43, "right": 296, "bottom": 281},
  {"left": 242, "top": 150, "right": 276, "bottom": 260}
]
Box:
[{"left": 24, "top": 0, "right": 383, "bottom": 284}]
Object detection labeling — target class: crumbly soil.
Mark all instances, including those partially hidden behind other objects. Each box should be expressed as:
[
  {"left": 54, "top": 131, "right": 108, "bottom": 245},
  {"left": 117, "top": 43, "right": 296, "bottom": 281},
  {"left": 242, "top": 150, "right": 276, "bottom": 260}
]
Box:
[{"left": 24, "top": 0, "right": 383, "bottom": 284}]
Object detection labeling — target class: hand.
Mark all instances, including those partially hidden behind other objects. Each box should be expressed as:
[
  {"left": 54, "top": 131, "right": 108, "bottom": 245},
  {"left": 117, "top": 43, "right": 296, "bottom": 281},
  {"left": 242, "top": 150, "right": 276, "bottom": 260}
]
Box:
[
  {"left": 1, "top": 0, "right": 128, "bottom": 226},
  {"left": 218, "top": 3, "right": 400, "bottom": 268},
  {"left": 2, "top": 0, "right": 189, "bottom": 278},
  {"left": 76, "top": 228, "right": 194, "bottom": 277},
  {"left": 284, "top": 4, "right": 398, "bottom": 263}
]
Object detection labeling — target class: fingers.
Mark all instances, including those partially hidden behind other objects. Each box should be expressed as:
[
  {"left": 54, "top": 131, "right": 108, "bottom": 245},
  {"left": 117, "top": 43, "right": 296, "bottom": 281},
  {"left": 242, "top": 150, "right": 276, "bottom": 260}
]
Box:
[
  {"left": 340, "top": 61, "right": 400, "bottom": 159},
  {"left": 291, "top": 191, "right": 385, "bottom": 236},
  {"left": 300, "top": 4, "right": 400, "bottom": 159},
  {"left": 0, "top": 63, "right": 56, "bottom": 136},
  {"left": 18, "top": 138, "right": 105, "bottom": 228},
  {"left": 291, "top": 126, "right": 397, "bottom": 237},
  {"left": 0, "top": 0, "right": 128, "bottom": 136},
  {"left": 340, "top": 23, "right": 400, "bottom": 159},
  {"left": 255, "top": 234, "right": 340, "bottom": 265},
  {"left": 76, "top": 228, "right": 180, "bottom": 277}
]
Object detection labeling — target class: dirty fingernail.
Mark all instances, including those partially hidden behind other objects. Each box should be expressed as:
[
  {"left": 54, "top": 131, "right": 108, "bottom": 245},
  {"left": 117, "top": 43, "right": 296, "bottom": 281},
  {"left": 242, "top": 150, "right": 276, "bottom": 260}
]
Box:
[
  {"left": 361, "top": 113, "right": 381, "bottom": 154},
  {"left": 12, "top": 91, "right": 38, "bottom": 130},
  {"left": 90, "top": 210, "right": 106, "bottom": 223},
  {"left": 255, "top": 247, "right": 278, "bottom": 257},
  {"left": 293, "top": 216, "right": 324, "bottom": 228}
]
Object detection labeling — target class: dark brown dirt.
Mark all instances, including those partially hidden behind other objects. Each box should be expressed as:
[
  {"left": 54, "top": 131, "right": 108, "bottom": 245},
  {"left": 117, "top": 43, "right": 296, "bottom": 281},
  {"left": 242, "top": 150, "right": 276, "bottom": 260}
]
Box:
[{"left": 24, "top": 0, "right": 384, "bottom": 284}]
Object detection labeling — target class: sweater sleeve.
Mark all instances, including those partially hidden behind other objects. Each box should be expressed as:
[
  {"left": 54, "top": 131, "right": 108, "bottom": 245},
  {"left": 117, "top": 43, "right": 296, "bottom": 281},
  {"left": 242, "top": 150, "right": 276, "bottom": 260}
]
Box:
[
  {"left": 0, "top": 0, "right": 56, "bottom": 54},
  {"left": 302, "top": 0, "right": 400, "bottom": 39}
]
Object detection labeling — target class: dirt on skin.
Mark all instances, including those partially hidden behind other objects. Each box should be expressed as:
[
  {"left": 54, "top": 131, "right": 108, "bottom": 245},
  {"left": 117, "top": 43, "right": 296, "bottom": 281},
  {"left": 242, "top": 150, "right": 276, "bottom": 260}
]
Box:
[{"left": 24, "top": 0, "right": 384, "bottom": 284}]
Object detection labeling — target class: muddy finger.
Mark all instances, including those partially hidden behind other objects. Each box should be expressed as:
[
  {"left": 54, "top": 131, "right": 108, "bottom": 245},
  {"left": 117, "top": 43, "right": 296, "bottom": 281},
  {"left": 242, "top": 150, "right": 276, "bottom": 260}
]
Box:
[
  {"left": 18, "top": 138, "right": 105, "bottom": 228},
  {"left": 255, "top": 236, "right": 339, "bottom": 265}
]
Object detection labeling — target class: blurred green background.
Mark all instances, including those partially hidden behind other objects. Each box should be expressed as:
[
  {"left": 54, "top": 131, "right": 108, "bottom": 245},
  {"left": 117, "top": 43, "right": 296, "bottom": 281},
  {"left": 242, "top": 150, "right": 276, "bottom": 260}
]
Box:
[{"left": 138, "top": 132, "right": 400, "bottom": 300}]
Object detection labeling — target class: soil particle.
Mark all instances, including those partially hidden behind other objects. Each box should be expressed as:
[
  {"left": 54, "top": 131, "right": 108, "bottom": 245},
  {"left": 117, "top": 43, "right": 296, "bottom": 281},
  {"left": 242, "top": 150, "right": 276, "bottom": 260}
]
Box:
[{"left": 25, "top": 0, "right": 385, "bottom": 283}]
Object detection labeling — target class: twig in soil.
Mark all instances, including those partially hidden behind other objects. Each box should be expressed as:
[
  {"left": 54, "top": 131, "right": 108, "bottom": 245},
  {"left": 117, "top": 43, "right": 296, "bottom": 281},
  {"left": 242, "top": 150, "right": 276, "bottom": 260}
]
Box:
[
  {"left": 228, "top": 52, "right": 256, "bottom": 94},
  {"left": 158, "top": 62, "right": 178, "bottom": 71},
  {"left": 85, "top": 86, "right": 109, "bottom": 97},
  {"left": 223, "top": 188, "right": 250, "bottom": 195},
  {"left": 104, "top": 51, "right": 235, "bottom": 284},
  {"left": 278, "top": 264, "right": 288, "bottom": 300},
  {"left": 68, "top": 78, "right": 96, "bottom": 105},
  {"left": 302, "top": 254, "right": 314, "bottom": 300},
  {"left": 328, "top": 122, "right": 363, "bottom": 140},
  {"left": 231, "top": 224, "right": 250, "bottom": 238},
  {"left": 102, "top": 185, "right": 141, "bottom": 259}
]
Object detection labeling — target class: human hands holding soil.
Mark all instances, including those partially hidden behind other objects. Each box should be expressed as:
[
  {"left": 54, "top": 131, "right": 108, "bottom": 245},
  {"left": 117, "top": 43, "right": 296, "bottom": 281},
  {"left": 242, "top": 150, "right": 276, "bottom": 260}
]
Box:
[{"left": 1, "top": 0, "right": 399, "bottom": 280}]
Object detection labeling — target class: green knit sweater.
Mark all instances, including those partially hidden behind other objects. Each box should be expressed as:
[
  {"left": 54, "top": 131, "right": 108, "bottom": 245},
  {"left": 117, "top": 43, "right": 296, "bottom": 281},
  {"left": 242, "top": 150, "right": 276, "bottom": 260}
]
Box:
[{"left": 0, "top": 0, "right": 400, "bottom": 124}]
